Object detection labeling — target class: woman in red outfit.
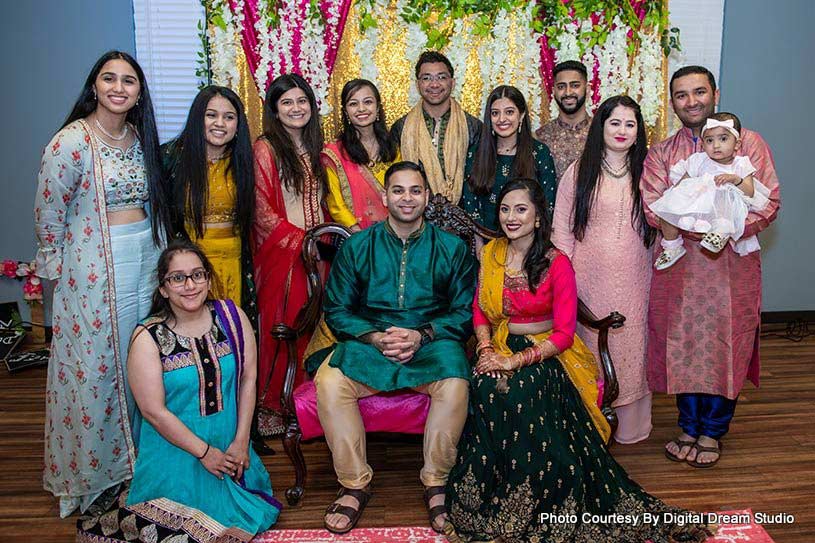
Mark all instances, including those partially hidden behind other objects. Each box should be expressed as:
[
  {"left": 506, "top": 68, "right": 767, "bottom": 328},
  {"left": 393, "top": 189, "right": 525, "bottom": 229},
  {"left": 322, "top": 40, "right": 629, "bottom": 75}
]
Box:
[{"left": 252, "top": 74, "right": 326, "bottom": 435}]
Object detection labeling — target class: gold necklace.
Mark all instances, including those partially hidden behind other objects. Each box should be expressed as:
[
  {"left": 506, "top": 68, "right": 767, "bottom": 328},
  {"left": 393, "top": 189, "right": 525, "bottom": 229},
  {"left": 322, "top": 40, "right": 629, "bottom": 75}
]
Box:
[{"left": 601, "top": 157, "right": 630, "bottom": 179}]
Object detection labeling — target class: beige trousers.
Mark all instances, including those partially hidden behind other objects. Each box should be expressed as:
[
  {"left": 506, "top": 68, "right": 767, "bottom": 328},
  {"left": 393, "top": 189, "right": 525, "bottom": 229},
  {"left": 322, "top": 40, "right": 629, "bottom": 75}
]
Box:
[{"left": 315, "top": 359, "right": 469, "bottom": 489}]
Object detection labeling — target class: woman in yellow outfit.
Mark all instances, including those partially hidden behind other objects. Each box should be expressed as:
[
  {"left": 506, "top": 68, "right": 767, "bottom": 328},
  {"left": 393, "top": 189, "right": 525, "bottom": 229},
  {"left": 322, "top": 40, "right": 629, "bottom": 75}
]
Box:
[
  {"left": 322, "top": 79, "right": 399, "bottom": 231},
  {"left": 162, "top": 86, "right": 255, "bottom": 314}
]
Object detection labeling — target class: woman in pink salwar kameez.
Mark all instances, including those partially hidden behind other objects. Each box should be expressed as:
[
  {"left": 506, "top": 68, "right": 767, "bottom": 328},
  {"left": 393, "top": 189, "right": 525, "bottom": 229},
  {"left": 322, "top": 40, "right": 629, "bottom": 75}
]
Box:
[{"left": 552, "top": 95, "right": 656, "bottom": 444}]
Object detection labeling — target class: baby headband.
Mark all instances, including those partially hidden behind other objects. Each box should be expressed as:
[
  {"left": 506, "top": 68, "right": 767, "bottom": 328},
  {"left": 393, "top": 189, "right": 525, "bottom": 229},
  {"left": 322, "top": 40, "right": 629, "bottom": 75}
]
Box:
[{"left": 702, "top": 118, "right": 739, "bottom": 139}]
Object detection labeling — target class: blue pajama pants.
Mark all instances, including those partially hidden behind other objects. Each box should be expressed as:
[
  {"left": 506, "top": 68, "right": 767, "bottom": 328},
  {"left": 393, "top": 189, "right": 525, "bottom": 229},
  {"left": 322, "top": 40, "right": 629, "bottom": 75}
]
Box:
[{"left": 676, "top": 393, "right": 738, "bottom": 440}]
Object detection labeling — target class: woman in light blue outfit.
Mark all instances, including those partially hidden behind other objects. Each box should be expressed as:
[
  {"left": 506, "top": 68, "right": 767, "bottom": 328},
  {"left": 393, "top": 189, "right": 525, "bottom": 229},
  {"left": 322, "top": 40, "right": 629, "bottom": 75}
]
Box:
[
  {"left": 35, "top": 50, "right": 169, "bottom": 517},
  {"left": 77, "top": 239, "right": 280, "bottom": 542}
]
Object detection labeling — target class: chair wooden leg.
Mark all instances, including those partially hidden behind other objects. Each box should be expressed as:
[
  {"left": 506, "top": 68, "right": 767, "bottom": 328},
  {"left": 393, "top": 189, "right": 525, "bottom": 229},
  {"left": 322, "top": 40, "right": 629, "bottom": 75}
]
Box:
[{"left": 283, "top": 426, "right": 306, "bottom": 506}]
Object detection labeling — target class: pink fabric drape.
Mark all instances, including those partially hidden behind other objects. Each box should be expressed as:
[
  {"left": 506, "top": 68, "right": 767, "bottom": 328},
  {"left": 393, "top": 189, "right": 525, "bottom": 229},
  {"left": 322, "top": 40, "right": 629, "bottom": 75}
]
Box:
[{"left": 230, "top": 0, "right": 353, "bottom": 95}]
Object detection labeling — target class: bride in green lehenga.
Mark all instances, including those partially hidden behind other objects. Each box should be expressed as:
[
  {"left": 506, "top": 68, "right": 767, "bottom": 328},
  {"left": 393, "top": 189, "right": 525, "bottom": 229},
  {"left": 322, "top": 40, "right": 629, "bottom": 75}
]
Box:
[{"left": 444, "top": 178, "right": 711, "bottom": 543}]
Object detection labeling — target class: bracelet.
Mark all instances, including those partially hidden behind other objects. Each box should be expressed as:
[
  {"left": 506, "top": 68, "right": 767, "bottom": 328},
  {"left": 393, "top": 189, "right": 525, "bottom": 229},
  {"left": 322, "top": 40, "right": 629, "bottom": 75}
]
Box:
[
  {"left": 734, "top": 177, "right": 744, "bottom": 187},
  {"left": 197, "top": 443, "right": 210, "bottom": 460},
  {"left": 475, "top": 339, "right": 494, "bottom": 356}
]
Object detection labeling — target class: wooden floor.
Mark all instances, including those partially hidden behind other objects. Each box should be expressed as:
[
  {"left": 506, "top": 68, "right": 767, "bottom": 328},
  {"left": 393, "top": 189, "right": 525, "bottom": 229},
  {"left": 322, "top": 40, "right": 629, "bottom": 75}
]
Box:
[{"left": 1, "top": 332, "right": 813, "bottom": 541}]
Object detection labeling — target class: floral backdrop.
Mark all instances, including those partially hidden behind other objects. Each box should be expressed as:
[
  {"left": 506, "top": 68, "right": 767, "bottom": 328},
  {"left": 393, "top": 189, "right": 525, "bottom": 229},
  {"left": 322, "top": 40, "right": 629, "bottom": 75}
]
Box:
[{"left": 201, "top": 0, "right": 679, "bottom": 140}]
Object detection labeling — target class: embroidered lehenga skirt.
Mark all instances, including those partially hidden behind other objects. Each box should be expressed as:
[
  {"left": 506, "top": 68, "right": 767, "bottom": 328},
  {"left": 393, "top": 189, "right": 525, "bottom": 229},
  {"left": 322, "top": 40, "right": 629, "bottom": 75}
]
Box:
[{"left": 445, "top": 335, "right": 710, "bottom": 543}]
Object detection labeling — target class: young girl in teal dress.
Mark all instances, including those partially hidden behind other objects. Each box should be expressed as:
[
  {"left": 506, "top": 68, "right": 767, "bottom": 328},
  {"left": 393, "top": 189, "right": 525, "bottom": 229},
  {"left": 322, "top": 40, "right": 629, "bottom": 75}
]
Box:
[{"left": 77, "top": 239, "right": 280, "bottom": 542}]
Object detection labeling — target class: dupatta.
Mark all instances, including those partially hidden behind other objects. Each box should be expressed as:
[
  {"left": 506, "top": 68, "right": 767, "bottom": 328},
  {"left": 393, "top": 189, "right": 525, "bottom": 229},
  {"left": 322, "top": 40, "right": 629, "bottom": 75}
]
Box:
[
  {"left": 479, "top": 238, "right": 611, "bottom": 443},
  {"left": 323, "top": 142, "right": 388, "bottom": 229}
]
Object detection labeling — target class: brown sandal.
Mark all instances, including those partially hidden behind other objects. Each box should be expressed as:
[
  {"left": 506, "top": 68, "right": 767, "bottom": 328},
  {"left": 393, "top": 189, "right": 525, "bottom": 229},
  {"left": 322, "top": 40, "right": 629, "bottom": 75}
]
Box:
[
  {"left": 664, "top": 437, "right": 697, "bottom": 462},
  {"left": 424, "top": 485, "right": 447, "bottom": 534},
  {"left": 324, "top": 486, "right": 372, "bottom": 534},
  {"left": 687, "top": 441, "right": 722, "bottom": 468}
]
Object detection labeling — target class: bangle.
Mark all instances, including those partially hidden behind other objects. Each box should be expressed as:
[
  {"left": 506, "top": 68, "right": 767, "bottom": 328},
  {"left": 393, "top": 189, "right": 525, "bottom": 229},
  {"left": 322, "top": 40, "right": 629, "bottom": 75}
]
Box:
[
  {"left": 197, "top": 443, "right": 210, "bottom": 460},
  {"left": 476, "top": 340, "right": 494, "bottom": 357},
  {"left": 735, "top": 177, "right": 744, "bottom": 186}
]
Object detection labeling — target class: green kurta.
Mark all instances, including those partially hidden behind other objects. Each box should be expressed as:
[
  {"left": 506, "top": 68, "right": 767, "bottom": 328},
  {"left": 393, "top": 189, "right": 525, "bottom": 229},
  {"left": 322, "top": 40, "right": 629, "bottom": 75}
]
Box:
[
  {"left": 459, "top": 139, "right": 557, "bottom": 231},
  {"left": 313, "top": 220, "right": 476, "bottom": 391}
]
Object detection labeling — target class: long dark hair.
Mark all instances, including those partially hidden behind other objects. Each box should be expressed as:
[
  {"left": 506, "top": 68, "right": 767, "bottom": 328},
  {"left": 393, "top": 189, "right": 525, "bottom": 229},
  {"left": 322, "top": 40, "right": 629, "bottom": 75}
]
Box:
[
  {"left": 261, "top": 73, "right": 326, "bottom": 194},
  {"left": 62, "top": 50, "right": 169, "bottom": 244},
  {"left": 148, "top": 238, "right": 215, "bottom": 321},
  {"left": 572, "top": 95, "right": 655, "bottom": 247},
  {"left": 167, "top": 86, "right": 254, "bottom": 239},
  {"left": 495, "top": 178, "right": 554, "bottom": 293},
  {"left": 338, "top": 79, "right": 397, "bottom": 165},
  {"left": 468, "top": 85, "right": 536, "bottom": 196}
]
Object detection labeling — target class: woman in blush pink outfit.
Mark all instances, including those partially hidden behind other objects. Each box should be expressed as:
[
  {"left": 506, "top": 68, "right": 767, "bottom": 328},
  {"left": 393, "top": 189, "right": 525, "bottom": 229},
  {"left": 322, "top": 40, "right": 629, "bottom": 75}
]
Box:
[{"left": 551, "top": 95, "right": 656, "bottom": 444}]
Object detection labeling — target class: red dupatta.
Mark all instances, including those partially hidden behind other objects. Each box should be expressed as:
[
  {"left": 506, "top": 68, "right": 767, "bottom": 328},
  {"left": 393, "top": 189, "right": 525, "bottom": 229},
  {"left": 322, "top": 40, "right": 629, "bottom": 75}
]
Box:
[
  {"left": 251, "top": 139, "right": 321, "bottom": 414},
  {"left": 322, "top": 141, "right": 388, "bottom": 230}
]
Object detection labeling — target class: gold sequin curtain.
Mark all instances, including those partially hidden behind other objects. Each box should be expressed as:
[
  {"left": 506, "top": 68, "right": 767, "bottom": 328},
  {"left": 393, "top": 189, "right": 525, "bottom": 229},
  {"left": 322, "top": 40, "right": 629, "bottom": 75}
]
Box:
[{"left": 234, "top": 2, "right": 670, "bottom": 143}]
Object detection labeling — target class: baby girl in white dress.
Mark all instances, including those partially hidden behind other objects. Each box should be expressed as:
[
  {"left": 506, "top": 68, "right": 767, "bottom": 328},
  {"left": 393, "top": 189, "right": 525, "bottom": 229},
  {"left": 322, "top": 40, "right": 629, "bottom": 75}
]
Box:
[{"left": 652, "top": 112, "right": 771, "bottom": 270}]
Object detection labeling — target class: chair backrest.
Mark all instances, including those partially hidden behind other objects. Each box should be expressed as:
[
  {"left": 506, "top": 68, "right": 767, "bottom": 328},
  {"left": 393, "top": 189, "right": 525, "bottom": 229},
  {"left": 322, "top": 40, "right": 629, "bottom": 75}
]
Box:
[{"left": 424, "top": 193, "right": 498, "bottom": 252}]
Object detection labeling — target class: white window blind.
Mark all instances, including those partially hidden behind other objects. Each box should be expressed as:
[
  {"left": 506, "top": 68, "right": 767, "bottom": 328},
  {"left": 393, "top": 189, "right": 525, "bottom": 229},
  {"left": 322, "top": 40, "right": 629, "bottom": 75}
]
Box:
[{"left": 133, "top": 0, "right": 205, "bottom": 142}]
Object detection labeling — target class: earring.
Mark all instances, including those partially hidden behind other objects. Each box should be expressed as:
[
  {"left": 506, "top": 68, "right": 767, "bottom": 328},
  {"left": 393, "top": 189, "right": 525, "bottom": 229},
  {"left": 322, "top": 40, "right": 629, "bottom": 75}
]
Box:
[
  {"left": 491, "top": 128, "right": 495, "bottom": 137},
  {"left": 375, "top": 114, "right": 380, "bottom": 122},
  {"left": 92, "top": 89, "right": 97, "bottom": 100}
]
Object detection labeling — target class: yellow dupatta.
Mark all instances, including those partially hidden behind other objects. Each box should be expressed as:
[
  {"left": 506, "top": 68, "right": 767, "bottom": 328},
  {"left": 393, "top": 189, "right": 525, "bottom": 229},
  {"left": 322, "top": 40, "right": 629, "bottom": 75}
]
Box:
[
  {"left": 479, "top": 238, "right": 611, "bottom": 443},
  {"left": 400, "top": 99, "right": 468, "bottom": 203}
]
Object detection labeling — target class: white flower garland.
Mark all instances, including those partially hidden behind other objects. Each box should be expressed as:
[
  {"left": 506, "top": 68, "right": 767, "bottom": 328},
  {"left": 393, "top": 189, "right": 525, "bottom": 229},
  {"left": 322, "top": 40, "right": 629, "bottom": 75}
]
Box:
[
  {"left": 208, "top": 0, "right": 243, "bottom": 88},
  {"left": 512, "top": 3, "right": 544, "bottom": 128},
  {"left": 595, "top": 17, "right": 630, "bottom": 106},
  {"left": 630, "top": 29, "right": 663, "bottom": 124},
  {"left": 445, "top": 19, "right": 470, "bottom": 103},
  {"left": 354, "top": 0, "right": 390, "bottom": 87},
  {"left": 301, "top": 12, "right": 331, "bottom": 115}
]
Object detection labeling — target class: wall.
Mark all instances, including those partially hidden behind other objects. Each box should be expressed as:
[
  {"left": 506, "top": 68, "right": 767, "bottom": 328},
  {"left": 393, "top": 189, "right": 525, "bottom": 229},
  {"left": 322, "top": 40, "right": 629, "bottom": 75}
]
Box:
[
  {"left": 0, "top": 1, "right": 136, "bottom": 321},
  {"left": 719, "top": 0, "right": 814, "bottom": 311}
]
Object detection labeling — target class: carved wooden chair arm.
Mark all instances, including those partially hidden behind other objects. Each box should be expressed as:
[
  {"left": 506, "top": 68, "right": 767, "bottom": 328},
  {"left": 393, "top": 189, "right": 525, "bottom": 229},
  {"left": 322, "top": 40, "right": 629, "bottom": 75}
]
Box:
[
  {"left": 274, "top": 223, "right": 352, "bottom": 426},
  {"left": 576, "top": 299, "right": 626, "bottom": 435}
]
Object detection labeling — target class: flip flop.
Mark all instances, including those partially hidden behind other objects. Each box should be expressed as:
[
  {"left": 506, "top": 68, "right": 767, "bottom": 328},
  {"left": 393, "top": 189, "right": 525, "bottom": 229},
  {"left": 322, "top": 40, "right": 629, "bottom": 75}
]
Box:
[
  {"left": 687, "top": 441, "right": 723, "bottom": 468},
  {"left": 664, "top": 437, "right": 697, "bottom": 462},
  {"left": 324, "top": 486, "right": 372, "bottom": 534},
  {"left": 424, "top": 485, "right": 447, "bottom": 534}
]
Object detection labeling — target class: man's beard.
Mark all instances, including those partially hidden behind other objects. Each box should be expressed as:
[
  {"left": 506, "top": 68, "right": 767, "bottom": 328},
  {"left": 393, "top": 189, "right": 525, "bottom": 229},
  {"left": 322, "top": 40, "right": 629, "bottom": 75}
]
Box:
[{"left": 556, "top": 94, "right": 587, "bottom": 115}]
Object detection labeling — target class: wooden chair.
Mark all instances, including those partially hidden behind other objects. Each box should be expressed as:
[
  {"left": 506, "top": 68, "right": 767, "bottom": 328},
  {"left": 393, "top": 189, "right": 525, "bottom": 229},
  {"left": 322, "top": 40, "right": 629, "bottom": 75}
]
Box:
[{"left": 271, "top": 194, "right": 625, "bottom": 506}]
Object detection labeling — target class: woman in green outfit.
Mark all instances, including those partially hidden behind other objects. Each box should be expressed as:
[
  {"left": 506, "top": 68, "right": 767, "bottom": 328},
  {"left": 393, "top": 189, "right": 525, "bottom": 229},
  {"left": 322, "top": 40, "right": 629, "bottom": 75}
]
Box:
[
  {"left": 444, "top": 178, "right": 710, "bottom": 543},
  {"left": 458, "top": 85, "right": 557, "bottom": 230}
]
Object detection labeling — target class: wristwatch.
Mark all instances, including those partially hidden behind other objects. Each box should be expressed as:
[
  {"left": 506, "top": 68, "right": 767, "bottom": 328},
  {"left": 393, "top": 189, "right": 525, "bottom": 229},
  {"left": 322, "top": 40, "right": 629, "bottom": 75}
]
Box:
[{"left": 418, "top": 326, "right": 433, "bottom": 347}]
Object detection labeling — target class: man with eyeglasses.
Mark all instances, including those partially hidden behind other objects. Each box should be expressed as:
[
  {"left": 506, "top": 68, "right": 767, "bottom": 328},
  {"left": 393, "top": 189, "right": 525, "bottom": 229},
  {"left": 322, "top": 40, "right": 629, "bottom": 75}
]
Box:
[{"left": 391, "top": 51, "right": 482, "bottom": 204}]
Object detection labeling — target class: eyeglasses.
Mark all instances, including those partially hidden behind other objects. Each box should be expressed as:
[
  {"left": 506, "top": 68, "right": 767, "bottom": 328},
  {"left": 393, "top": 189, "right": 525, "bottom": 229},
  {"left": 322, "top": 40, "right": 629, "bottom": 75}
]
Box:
[
  {"left": 418, "top": 74, "right": 451, "bottom": 83},
  {"left": 163, "top": 269, "right": 210, "bottom": 288}
]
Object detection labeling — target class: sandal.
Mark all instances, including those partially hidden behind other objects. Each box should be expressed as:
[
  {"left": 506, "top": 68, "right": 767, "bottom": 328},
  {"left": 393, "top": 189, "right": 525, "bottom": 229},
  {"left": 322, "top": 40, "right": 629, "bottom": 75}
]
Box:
[
  {"left": 664, "top": 437, "right": 697, "bottom": 462},
  {"left": 687, "top": 441, "right": 723, "bottom": 468},
  {"left": 700, "top": 232, "right": 727, "bottom": 253},
  {"left": 324, "top": 486, "right": 372, "bottom": 534},
  {"left": 655, "top": 246, "right": 687, "bottom": 270},
  {"left": 424, "top": 485, "right": 448, "bottom": 534}
]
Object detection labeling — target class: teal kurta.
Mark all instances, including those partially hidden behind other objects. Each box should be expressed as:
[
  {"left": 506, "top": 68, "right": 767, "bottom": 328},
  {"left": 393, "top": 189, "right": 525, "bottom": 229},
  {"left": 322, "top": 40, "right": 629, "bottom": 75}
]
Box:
[
  {"left": 459, "top": 139, "right": 557, "bottom": 230},
  {"left": 314, "top": 220, "right": 476, "bottom": 391}
]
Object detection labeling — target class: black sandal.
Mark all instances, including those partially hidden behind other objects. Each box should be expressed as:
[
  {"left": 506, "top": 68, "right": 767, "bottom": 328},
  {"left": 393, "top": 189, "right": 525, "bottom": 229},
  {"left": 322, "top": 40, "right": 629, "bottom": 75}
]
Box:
[
  {"left": 324, "top": 486, "right": 372, "bottom": 534},
  {"left": 424, "top": 485, "right": 447, "bottom": 534}
]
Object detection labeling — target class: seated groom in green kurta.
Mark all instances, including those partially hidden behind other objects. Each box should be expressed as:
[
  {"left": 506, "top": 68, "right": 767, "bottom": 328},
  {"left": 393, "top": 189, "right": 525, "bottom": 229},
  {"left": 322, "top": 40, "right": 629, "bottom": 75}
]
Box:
[{"left": 312, "top": 160, "right": 476, "bottom": 534}]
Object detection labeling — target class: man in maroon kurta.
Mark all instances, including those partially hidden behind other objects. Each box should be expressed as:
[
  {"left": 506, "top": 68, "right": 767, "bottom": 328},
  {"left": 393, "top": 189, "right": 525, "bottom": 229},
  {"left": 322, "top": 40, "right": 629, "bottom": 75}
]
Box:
[{"left": 641, "top": 66, "right": 780, "bottom": 466}]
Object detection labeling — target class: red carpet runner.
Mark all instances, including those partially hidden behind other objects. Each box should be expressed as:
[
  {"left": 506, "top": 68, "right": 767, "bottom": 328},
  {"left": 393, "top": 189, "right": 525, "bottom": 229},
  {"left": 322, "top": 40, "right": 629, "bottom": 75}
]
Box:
[{"left": 252, "top": 509, "right": 777, "bottom": 542}]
